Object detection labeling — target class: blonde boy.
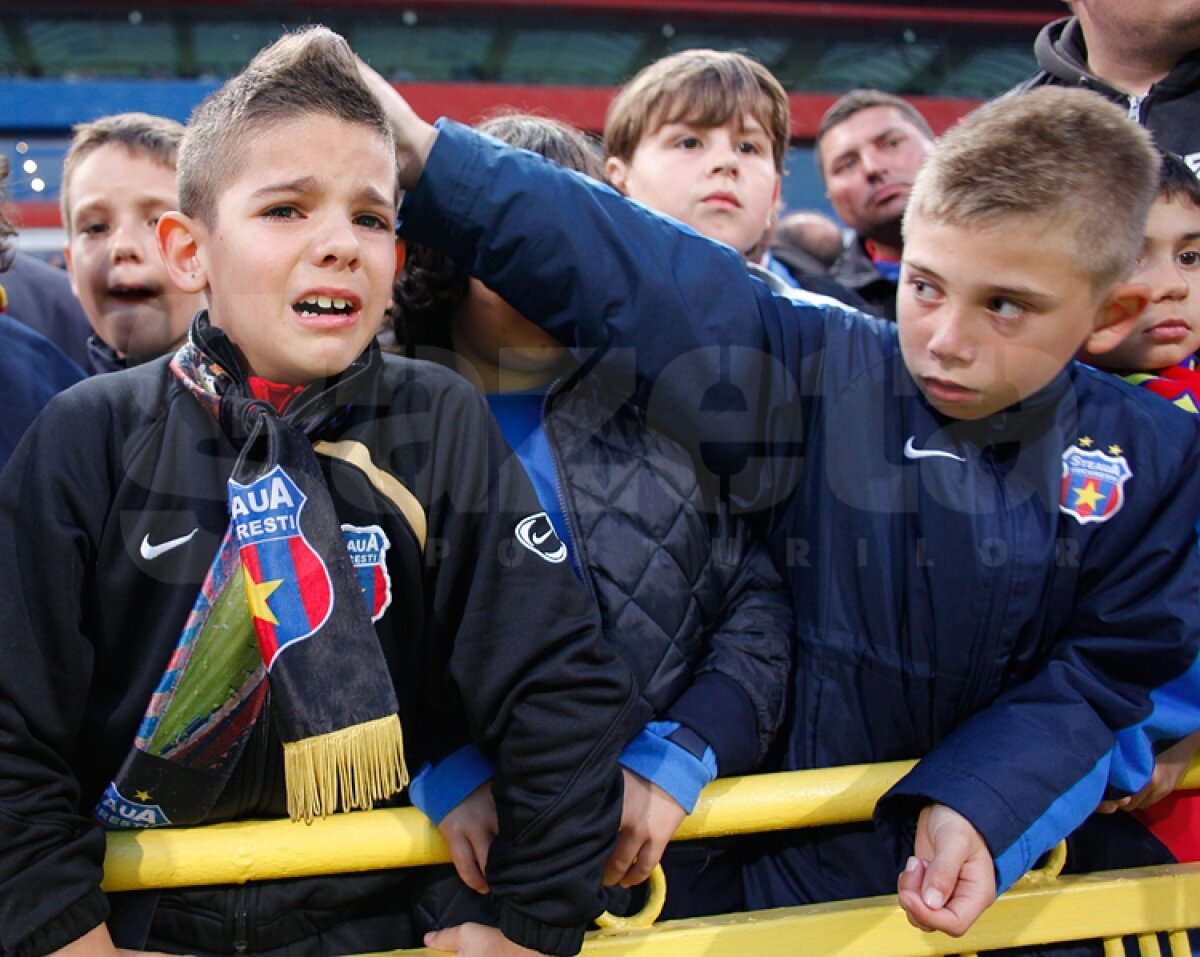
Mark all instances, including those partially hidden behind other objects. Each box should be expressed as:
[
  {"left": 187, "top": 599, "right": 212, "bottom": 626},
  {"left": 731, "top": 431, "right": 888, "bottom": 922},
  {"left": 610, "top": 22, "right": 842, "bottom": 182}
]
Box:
[
  {"left": 60, "top": 113, "right": 204, "bottom": 373},
  {"left": 0, "top": 29, "right": 639, "bottom": 957},
  {"left": 369, "top": 75, "right": 1200, "bottom": 941}
]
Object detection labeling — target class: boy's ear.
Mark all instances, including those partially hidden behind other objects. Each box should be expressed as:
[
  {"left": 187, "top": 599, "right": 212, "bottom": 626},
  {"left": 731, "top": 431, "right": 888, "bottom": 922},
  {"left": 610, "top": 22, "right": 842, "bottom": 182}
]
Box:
[
  {"left": 1083, "top": 280, "right": 1150, "bottom": 356},
  {"left": 605, "top": 156, "right": 630, "bottom": 195},
  {"left": 61, "top": 243, "right": 79, "bottom": 297},
  {"left": 157, "top": 211, "right": 209, "bottom": 295}
]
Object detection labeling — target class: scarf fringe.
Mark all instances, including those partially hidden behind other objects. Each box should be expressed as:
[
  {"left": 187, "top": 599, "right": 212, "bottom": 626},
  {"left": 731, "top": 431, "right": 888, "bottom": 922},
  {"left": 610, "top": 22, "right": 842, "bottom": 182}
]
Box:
[{"left": 284, "top": 713, "right": 409, "bottom": 823}]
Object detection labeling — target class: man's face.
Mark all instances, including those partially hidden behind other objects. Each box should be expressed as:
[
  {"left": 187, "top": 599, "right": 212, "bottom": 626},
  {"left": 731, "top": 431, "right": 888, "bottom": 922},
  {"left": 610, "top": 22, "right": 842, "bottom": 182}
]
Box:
[
  {"left": 820, "top": 106, "right": 934, "bottom": 242},
  {"left": 1075, "top": 0, "right": 1200, "bottom": 63},
  {"left": 606, "top": 115, "right": 781, "bottom": 257}
]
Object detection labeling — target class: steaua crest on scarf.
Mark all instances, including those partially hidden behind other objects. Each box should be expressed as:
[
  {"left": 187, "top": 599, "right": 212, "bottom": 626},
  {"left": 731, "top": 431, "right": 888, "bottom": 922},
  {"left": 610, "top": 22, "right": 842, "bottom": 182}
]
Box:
[{"left": 95, "top": 324, "right": 407, "bottom": 830}]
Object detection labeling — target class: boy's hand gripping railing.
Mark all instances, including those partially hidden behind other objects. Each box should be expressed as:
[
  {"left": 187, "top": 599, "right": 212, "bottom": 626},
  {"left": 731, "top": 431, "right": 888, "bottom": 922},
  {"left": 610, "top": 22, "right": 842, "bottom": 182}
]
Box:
[{"left": 102, "top": 758, "right": 1200, "bottom": 956}]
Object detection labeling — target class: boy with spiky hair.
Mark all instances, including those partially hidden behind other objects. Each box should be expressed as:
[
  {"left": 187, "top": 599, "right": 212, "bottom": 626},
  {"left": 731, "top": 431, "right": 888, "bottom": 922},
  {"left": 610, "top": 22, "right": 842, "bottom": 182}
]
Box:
[
  {"left": 0, "top": 27, "right": 641, "bottom": 957},
  {"left": 60, "top": 112, "right": 204, "bottom": 374},
  {"left": 367, "top": 71, "right": 1200, "bottom": 940}
]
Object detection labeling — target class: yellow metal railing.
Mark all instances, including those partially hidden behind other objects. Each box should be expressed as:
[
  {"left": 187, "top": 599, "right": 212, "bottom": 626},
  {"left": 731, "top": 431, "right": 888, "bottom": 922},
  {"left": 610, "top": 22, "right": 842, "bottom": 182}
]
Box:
[{"left": 103, "top": 758, "right": 1200, "bottom": 955}]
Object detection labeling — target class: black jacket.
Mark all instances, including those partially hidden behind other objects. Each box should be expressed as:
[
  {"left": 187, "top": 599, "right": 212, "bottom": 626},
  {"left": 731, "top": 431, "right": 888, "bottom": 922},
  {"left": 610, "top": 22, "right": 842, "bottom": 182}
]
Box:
[
  {"left": 0, "top": 345, "right": 644, "bottom": 957},
  {"left": 828, "top": 235, "right": 897, "bottom": 321},
  {"left": 1011, "top": 17, "right": 1200, "bottom": 167},
  {"left": 542, "top": 363, "right": 792, "bottom": 774}
]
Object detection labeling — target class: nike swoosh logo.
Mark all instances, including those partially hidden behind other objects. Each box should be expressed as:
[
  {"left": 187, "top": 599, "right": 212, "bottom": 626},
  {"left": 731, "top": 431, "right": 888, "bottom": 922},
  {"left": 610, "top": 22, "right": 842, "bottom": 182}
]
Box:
[
  {"left": 532, "top": 527, "right": 554, "bottom": 546},
  {"left": 903, "top": 436, "right": 965, "bottom": 463},
  {"left": 140, "top": 528, "right": 199, "bottom": 561}
]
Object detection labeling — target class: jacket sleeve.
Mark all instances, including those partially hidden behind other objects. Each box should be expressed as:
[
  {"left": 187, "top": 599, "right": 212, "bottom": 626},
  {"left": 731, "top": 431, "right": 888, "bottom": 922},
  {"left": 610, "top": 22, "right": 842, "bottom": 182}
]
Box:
[
  {"left": 663, "top": 506, "right": 793, "bottom": 775},
  {"left": 400, "top": 119, "right": 850, "bottom": 517},
  {"left": 875, "top": 408, "right": 1200, "bottom": 894},
  {"left": 0, "top": 387, "right": 112, "bottom": 956},
  {"left": 419, "top": 381, "right": 646, "bottom": 956}
]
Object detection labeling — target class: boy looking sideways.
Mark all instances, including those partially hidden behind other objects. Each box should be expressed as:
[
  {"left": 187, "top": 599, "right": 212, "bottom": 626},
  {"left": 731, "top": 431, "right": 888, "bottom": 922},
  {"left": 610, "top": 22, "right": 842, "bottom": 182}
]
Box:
[
  {"left": 0, "top": 28, "right": 641, "bottom": 957},
  {"left": 366, "top": 70, "right": 1200, "bottom": 942},
  {"left": 60, "top": 113, "right": 205, "bottom": 374}
]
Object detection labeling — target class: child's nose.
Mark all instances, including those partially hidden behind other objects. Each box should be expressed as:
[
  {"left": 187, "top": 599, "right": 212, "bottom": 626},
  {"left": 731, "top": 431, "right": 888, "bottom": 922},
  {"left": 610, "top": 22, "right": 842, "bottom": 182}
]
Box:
[
  {"left": 927, "top": 310, "right": 975, "bottom": 364},
  {"left": 315, "top": 219, "right": 361, "bottom": 268},
  {"left": 109, "top": 223, "right": 147, "bottom": 264}
]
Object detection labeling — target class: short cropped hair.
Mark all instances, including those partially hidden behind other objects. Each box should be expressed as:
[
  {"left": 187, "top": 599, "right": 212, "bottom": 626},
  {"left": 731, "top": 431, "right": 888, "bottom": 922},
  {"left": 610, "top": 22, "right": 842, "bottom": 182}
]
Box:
[
  {"left": 178, "top": 26, "right": 395, "bottom": 225},
  {"left": 604, "top": 49, "right": 790, "bottom": 174},
  {"left": 814, "top": 89, "right": 934, "bottom": 177},
  {"left": 1157, "top": 150, "right": 1200, "bottom": 208},
  {"left": 905, "top": 86, "right": 1158, "bottom": 290},
  {"left": 59, "top": 112, "right": 184, "bottom": 235},
  {"left": 394, "top": 114, "right": 602, "bottom": 357}
]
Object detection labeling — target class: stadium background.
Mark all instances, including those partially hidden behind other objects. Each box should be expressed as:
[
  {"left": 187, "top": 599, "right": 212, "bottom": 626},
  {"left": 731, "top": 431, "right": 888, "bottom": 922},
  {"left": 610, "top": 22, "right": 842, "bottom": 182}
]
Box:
[{"left": 0, "top": 0, "right": 1062, "bottom": 257}]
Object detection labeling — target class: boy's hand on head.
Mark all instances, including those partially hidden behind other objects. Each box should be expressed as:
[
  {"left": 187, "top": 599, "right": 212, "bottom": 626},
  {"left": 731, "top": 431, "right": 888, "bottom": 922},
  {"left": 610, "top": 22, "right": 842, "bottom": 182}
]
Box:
[
  {"left": 897, "top": 803, "right": 996, "bottom": 937},
  {"left": 604, "top": 768, "right": 688, "bottom": 888},
  {"left": 424, "top": 923, "right": 547, "bottom": 956},
  {"left": 438, "top": 780, "right": 498, "bottom": 894},
  {"left": 1098, "top": 729, "right": 1200, "bottom": 813},
  {"left": 353, "top": 56, "right": 438, "bottom": 190}
]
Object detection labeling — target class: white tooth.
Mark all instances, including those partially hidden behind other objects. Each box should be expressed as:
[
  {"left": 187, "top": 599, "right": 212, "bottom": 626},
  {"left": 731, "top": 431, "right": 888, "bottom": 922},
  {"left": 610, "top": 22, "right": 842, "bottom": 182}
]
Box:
[
  {"left": 333, "top": 298, "right": 348, "bottom": 310},
  {"left": 317, "top": 295, "right": 333, "bottom": 309}
]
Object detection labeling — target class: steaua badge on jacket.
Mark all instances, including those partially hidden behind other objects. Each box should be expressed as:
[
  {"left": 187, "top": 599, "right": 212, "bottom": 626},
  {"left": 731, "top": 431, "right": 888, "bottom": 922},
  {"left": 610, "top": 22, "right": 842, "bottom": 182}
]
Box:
[{"left": 1060, "top": 441, "right": 1132, "bottom": 525}]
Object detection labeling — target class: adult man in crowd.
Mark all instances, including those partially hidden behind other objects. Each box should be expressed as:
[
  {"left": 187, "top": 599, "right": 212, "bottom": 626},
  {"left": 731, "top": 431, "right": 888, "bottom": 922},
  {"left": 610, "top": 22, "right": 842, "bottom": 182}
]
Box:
[
  {"left": 814, "top": 90, "right": 935, "bottom": 320},
  {"left": 1011, "top": 0, "right": 1200, "bottom": 171}
]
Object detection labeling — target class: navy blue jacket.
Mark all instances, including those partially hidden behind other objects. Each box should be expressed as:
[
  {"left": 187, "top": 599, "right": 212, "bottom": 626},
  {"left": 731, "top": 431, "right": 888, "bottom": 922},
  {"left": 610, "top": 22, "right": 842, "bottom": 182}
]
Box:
[
  {"left": 0, "top": 252, "right": 92, "bottom": 369},
  {"left": 400, "top": 121, "right": 1200, "bottom": 903},
  {"left": 0, "top": 311, "right": 84, "bottom": 469}
]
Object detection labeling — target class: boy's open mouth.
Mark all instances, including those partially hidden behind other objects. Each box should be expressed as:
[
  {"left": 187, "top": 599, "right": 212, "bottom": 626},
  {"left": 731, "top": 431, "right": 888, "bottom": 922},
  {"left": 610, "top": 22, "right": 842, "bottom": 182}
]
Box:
[
  {"left": 108, "top": 284, "right": 158, "bottom": 304},
  {"left": 293, "top": 295, "right": 357, "bottom": 317}
]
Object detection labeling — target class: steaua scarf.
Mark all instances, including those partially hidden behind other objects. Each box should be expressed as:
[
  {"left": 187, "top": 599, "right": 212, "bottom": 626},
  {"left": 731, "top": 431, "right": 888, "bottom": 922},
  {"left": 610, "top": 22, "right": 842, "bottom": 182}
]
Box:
[
  {"left": 1120, "top": 354, "right": 1200, "bottom": 414},
  {"left": 95, "top": 314, "right": 407, "bottom": 829}
]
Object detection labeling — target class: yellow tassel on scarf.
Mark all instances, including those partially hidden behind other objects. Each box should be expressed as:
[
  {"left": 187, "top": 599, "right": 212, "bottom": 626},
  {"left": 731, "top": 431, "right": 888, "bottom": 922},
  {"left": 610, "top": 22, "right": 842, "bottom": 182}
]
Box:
[{"left": 284, "top": 713, "right": 408, "bottom": 823}]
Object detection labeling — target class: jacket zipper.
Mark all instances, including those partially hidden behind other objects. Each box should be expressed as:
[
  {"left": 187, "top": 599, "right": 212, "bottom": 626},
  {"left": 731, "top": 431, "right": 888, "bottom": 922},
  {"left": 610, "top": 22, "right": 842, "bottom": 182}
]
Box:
[
  {"left": 232, "top": 884, "right": 249, "bottom": 953},
  {"left": 956, "top": 447, "right": 1014, "bottom": 721},
  {"left": 1127, "top": 93, "right": 1146, "bottom": 124},
  {"left": 541, "top": 377, "right": 595, "bottom": 597}
]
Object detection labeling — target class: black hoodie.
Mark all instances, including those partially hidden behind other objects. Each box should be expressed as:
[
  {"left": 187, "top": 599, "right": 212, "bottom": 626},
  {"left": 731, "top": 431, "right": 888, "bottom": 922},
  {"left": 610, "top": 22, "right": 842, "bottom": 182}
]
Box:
[{"left": 1010, "top": 16, "right": 1200, "bottom": 170}]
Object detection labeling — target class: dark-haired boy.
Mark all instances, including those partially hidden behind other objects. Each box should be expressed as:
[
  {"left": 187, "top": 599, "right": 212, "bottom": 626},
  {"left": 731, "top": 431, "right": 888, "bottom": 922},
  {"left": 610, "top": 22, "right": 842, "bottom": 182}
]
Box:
[
  {"left": 367, "top": 70, "right": 1200, "bottom": 940},
  {"left": 0, "top": 28, "right": 641, "bottom": 957}
]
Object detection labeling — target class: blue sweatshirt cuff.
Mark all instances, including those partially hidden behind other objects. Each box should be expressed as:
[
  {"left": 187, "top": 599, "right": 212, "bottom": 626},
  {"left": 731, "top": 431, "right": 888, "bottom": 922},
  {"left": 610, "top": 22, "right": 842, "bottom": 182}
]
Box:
[
  {"left": 664, "top": 671, "right": 763, "bottom": 776},
  {"left": 408, "top": 744, "right": 495, "bottom": 824},
  {"left": 619, "top": 721, "right": 718, "bottom": 813}
]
